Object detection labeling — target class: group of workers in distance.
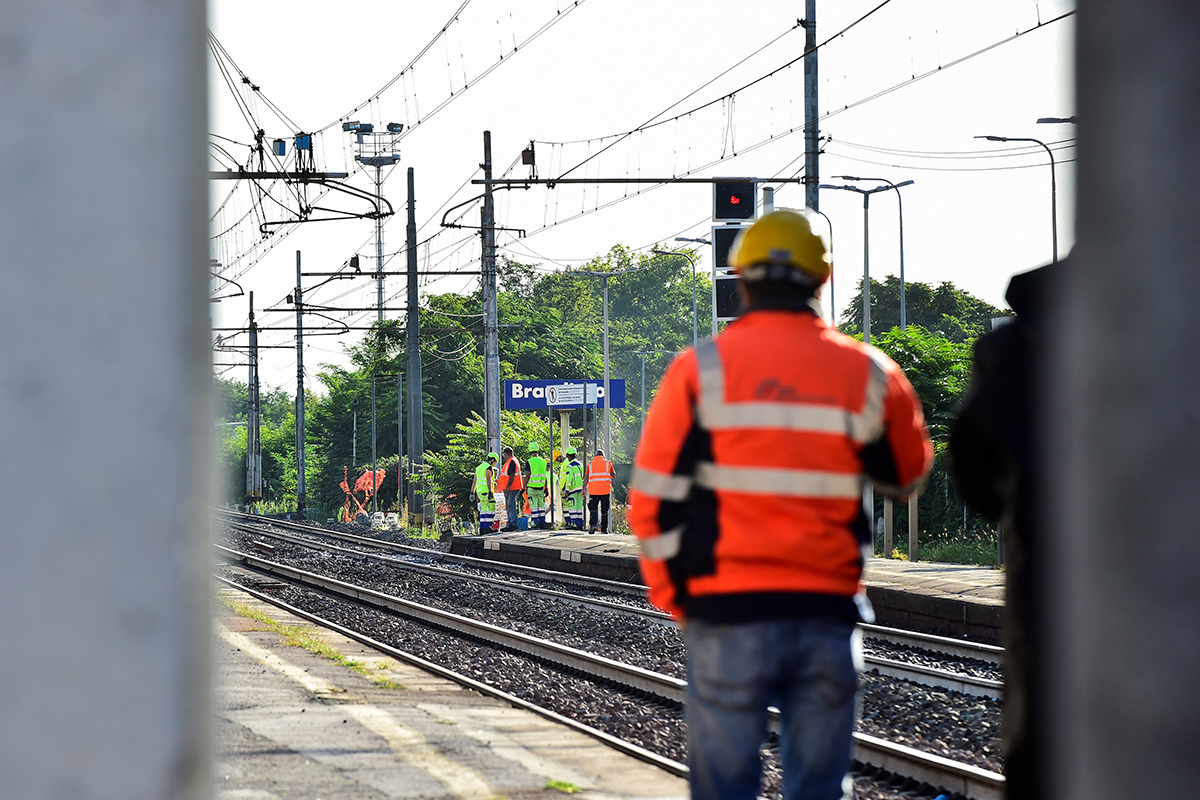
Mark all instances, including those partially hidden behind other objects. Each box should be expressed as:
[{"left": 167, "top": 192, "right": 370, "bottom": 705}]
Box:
[{"left": 471, "top": 443, "right": 615, "bottom": 535}]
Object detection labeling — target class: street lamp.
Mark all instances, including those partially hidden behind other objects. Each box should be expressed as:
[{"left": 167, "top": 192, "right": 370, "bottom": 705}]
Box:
[
  {"left": 836, "top": 176, "right": 914, "bottom": 330},
  {"left": 651, "top": 249, "right": 699, "bottom": 347},
  {"left": 572, "top": 266, "right": 643, "bottom": 457},
  {"left": 818, "top": 181, "right": 911, "bottom": 344},
  {"left": 820, "top": 179, "right": 911, "bottom": 558},
  {"left": 632, "top": 350, "right": 674, "bottom": 438},
  {"left": 812, "top": 209, "right": 835, "bottom": 325},
  {"left": 976, "top": 135, "right": 1058, "bottom": 263}
]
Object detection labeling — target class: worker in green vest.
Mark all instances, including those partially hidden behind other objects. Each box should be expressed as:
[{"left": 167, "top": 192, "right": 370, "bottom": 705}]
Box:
[
  {"left": 472, "top": 452, "right": 498, "bottom": 535},
  {"left": 561, "top": 446, "right": 585, "bottom": 530},
  {"left": 526, "top": 442, "right": 551, "bottom": 530}
]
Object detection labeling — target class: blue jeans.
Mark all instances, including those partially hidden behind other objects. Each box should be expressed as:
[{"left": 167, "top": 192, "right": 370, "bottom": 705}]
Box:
[
  {"left": 684, "top": 618, "right": 858, "bottom": 800},
  {"left": 504, "top": 489, "right": 522, "bottom": 528}
]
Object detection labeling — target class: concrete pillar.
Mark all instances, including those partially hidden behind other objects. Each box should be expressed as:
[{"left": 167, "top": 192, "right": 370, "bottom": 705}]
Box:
[
  {"left": 0, "top": 2, "right": 210, "bottom": 798},
  {"left": 1049, "top": 3, "right": 1200, "bottom": 797}
]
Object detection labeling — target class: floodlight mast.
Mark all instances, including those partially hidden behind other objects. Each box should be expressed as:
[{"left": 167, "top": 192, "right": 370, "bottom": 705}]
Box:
[{"left": 347, "top": 121, "right": 404, "bottom": 320}]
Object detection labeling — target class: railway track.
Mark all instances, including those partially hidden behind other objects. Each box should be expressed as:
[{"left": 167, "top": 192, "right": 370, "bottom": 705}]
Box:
[
  {"left": 215, "top": 536, "right": 1004, "bottom": 800},
  {"left": 221, "top": 512, "right": 1004, "bottom": 699}
]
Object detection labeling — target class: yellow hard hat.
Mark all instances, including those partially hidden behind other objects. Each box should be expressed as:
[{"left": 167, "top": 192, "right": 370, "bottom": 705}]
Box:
[
  {"left": 552, "top": 449, "right": 562, "bottom": 460},
  {"left": 728, "top": 208, "right": 831, "bottom": 284}
]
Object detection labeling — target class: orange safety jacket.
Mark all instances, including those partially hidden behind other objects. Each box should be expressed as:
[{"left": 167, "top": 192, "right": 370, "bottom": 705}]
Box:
[
  {"left": 628, "top": 307, "right": 933, "bottom": 622},
  {"left": 587, "top": 455, "right": 614, "bottom": 495},
  {"left": 497, "top": 455, "right": 524, "bottom": 491}
]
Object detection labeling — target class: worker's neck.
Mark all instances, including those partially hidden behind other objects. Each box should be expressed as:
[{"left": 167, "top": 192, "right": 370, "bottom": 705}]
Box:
[{"left": 744, "top": 295, "right": 821, "bottom": 315}]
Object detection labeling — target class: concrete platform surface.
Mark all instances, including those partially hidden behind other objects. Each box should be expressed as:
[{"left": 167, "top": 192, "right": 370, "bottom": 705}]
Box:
[
  {"left": 862, "top": 558, "right": 1004, "bottom": 604},
  {"left": 215, "top": 585, "right": 687, "bottom": 800}
]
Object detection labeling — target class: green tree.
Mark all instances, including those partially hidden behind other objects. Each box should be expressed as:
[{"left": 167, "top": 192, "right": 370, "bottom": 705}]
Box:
[
  {"left": 869, "top": 325, "right": 987, "bottom": 547},
  {"left": 839, "top": 277, "right": 1009, "bottom": 343}
]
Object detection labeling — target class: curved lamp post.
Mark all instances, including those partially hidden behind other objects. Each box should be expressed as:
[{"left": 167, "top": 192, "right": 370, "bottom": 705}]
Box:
[
  {"left": 977, "top": 135, "right": 1058, "bottom": 263},
  {"left": 818, "top": 180, "right": 913, "bottom": 344},
  {"left": 836, "top": 176, "right": 914, "bottom": 329},
  {"left": 819, "top": 178, "right": 913, "bottom": 559},
  {"left": 571, "top": 266, "right": 643, "bottom": 457},
  {"left": 652, "top": 249, "right": 699, "bottom": 348}
]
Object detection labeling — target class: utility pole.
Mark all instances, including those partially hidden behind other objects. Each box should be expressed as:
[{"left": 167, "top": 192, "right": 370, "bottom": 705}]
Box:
[
  {"left": 371, "top": 375, "right": 377, "bottom": 513},
  {"left": 804, "top": 0, "right": 819, "bottom": 212},
  {"left": 602, "top": 278, "right": 612, "bottom": 456},
  {"left": 295, "top": 251, "right": 306, "bottom": 515},
  {"left": 246, "top": 292, "right": 262, "bottom": 506},
  {"left": 481, "top": 131, "right": 501, "bottom": 457},
  {"left": 406, "top": 167, "right": 426, "bottom": 525},
  {"left": 403, "top": 374, "right": 408, "bottom": 520}
]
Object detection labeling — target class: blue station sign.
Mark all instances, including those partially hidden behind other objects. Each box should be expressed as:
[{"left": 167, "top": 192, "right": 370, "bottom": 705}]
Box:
[{"left": 504, "top": 379, "right": 626, "bottom": 410}]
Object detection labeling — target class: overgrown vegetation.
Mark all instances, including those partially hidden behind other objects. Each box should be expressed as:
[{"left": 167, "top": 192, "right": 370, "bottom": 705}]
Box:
[{"left": 219, "top": 596, "right": 405, "bottom": 690}]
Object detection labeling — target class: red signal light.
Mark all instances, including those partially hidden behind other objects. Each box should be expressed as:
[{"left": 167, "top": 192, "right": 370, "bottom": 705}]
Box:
[{"left": 714, "top": 180, "right": 756, "bottom": 221}]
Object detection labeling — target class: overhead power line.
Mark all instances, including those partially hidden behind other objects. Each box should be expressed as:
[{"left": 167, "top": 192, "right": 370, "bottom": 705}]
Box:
[
  {"left": 317, "top": 0, "right": 590, "bottom": 137},
  {"left": 551, "top": 0, "right": 898, "bottom": 181}
]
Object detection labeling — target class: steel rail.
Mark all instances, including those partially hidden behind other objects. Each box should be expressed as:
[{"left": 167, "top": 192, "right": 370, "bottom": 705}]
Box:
[
  {"left": 219, "top": 512, "right": 1002, "bottom": 659},
  {"left": 215, "top": 544, "right": 688, "bottom": 702},
  {"left": 215, "top": 562, "right": 1004, "bottom": 800},
  {"left": 214, "top": 574, "right": 688, "bottom": 777},
  {"left": 216, "top": 509, "right": 644, "bottom": 595},
  {"left": 222, "top": 519, "right": 1003, "bottom": 697},
  {"left": 861, "top": 623, "right": 1004, "bottom": 666},
  {"left": 853, "top": 733, "right": 1004, "bottom": 800},
  {"left": 226, "top": 521, "right": 668, "bottom": 626}
]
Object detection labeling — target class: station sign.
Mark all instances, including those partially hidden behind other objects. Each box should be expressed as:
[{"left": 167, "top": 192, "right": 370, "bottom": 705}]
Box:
[{"left": 504, "top": 379, "right": 626, "bottom": 410}]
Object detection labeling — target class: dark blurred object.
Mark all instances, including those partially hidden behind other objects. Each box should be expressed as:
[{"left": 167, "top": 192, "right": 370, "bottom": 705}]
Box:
[{"left": 950, "top": 258, "right": 1066, "bottom": 800}]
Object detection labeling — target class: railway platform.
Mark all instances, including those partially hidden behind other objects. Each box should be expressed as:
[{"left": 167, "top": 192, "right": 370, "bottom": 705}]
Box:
[
  {"left": 215, "top": 584, "right": 688, "bottom": 800},
  {"left": 450, "top": 531, "right": 1005, "bottom": 644}
]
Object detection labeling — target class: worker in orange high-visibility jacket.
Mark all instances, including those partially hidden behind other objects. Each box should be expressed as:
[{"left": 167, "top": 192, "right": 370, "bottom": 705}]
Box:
[
  {"left": 499, "top": 446, "right": 525, "bottom": 532},
  {"left": 629, "top": 208, "right": 932, "bottom": 800},
  {"left": 585, "top": 449, "right": 615, "bottom": 533}
]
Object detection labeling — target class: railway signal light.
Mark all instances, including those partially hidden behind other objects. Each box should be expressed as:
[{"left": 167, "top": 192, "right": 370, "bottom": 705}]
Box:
[
  {"left": 712, "top": 224, "right": 750, "bottom": 269},
  {"left": 715, "top": 274, "right": 743, "bottom": 321},
  {"left": 714, "top": 179, "right": 756, "bottom": 222}
]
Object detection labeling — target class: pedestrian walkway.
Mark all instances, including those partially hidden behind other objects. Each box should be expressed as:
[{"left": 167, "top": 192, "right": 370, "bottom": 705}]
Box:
[{"left": 215, "top": 585, "right": 688, "bottom": 800}]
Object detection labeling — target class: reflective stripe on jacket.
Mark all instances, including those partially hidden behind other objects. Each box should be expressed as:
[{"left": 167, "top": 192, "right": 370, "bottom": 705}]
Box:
[
  {"left": 628, "top": 308, "right": 933, "bottom": 621},
  {"left": 528, "top": 456, "right": 549, "bottom": 489},
  {"left": 562, "top": 460, "right": 584, "bottom": 493},
  {"left": 587, "top": 455, "right": 614, "bottom": 495}
]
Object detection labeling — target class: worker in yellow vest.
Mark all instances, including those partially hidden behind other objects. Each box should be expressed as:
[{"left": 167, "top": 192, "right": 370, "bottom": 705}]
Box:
[
  {"left": 586, "top": 449, "right": 615, "bottom": 534},
  {"left": 471, "top": 452, "right": 498, "bottom": 535},
  {"left": 561, "top": 447, "right": 585, "bottom": 530},
  {"left": 527, "top": 442, "right": 550, "bottom": 530}
]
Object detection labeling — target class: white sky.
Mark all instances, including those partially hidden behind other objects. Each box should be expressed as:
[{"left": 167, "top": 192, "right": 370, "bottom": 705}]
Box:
[{"left": 209, "top": 0, "right": 1075, "bottom": 395}]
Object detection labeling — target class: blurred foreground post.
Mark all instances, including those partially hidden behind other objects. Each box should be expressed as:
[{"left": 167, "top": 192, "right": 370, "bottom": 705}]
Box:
[
  {"left": 0, "top": 1, "right": 210, "bottom": 797},
  {"left": 1050, "top": 2, "right": 1200, "bottom": 796}
]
